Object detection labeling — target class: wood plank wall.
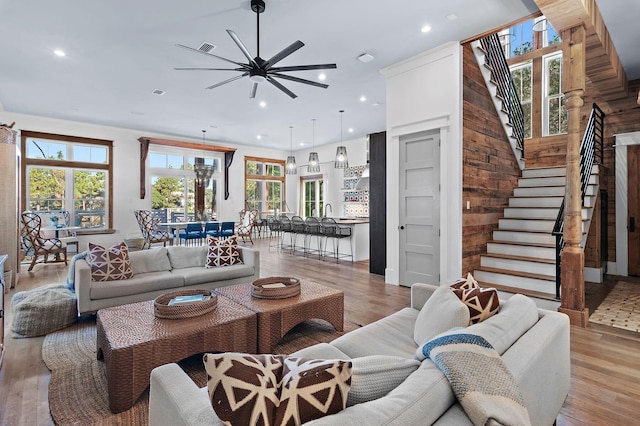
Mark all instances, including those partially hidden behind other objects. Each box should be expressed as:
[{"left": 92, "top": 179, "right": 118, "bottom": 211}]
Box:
[{"left": 462, "top": 43, "right": 521, "bottom": 274}]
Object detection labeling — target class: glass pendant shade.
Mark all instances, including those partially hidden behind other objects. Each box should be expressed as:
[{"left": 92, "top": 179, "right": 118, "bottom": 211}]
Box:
[
  {"left": 308, "top": 119, "right": 321, "bottom": 173},
  {"left": 194, "top": 130, "right": 214, "bottom": 187},
  {"left": 334, "top": 110, "right": 348, "bottom": 168},
  {"left": 286, "top": 126, "right": 297, "bottom": 174}
]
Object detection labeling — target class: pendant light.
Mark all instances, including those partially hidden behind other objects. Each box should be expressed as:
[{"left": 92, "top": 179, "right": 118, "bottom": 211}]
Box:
[
  {"left": 334, "top": 109, "right": 349, "bottom": 168},
  {"left": 308, "top": 118, "right": 321, "bottom": 173},
  {"left": 286, "top": 126, "right": 297, "bottom": 174},
  {"left": 194, "top": 130, "right": 214, "bottom": 187}
]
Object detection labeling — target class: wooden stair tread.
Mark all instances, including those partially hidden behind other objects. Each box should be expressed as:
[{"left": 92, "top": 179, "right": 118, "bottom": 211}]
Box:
[
  {"left": 488, "top": 240, "right": 555, "bottom": 249},
  {"left": 495, "top": 229, "right": 556, "bottom": 235},
  {"left": 481, "top": 252, "right": 556, "bottom": 264},
  {"left": 477, "top": 282, "right": 558, "bottom": 301},
  {"left": 475, "top": 266, "right": 555, "bottom": 281}
]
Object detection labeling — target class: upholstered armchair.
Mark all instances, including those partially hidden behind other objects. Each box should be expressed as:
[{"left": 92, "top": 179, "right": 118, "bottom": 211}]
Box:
[
  {"left": 20, "top": 211, "right": 68, "bottom": 271},
  {"left": 134, "top": 210, "right": 173, "bottom": 249}
]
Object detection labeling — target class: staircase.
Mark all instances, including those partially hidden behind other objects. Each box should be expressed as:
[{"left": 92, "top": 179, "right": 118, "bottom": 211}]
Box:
[{"left": 473, "top": 165, "right": 600, "bottom": 300}]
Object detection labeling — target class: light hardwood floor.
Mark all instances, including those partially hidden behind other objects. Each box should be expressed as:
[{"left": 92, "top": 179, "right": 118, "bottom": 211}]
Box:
[{"left": 1, "top": 238, "right": 639, "bottom": 425}]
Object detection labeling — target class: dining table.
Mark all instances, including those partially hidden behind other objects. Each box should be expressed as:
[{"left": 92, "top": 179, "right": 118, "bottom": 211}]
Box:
[{"left": 42, "top": 225, "right": 81, "bottom": 239}]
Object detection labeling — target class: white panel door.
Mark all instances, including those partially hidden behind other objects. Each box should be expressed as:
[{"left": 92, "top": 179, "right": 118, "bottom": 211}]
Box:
[{"left": 399, "top": 131, "right": 440, "bottom": 286}]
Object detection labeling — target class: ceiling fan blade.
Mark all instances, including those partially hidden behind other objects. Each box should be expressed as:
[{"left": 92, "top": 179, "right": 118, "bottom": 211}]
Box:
[
  {"left": 270, "top": 63, "right": 337, "bottom": 72},
  {"left": 226, "top": 30, "right": 260, "bottom": 68},
  {"left": 269, "top": 73, "right": 329, "bottom": 89},
  {"left": 264, "top": 40, "right": 305, "bottom": 68},
  {"left": 175, "top": 43, "right": 249, "bottom": 69},
  {"left": 267, "top": 76, "right": 297, "bottom": 99},
  {"left": 250, "top": 82, "right": 258, "bottom": 98},
  {"left": 174, "top": 67, "right": 246, "bottom": 71},
  {"left": 205, "top": 73, "right": 248, "bottom": 90}
]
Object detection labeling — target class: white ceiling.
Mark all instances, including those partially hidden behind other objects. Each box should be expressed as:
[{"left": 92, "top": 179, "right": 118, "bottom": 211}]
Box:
[{"left": 0, "top": 0, "right": 635, "bottom": 151}]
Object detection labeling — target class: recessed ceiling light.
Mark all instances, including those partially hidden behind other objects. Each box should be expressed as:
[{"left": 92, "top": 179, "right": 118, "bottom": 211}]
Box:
[
  {"left": 357, "top": 53, "right": 375, "bottom": 63},
  {"left": 348, "top": 128, "right": 354, "bottom": 133},
  {"left": 447, "top": 13, "right": 458, "bottom": 21},
  {"left": 318, "top": 73, "right": 326, "bottom": 81},
  {"left": 359, "top": 96, "right": 367, "bottom": 102},
  {"left": 259, "top": 101, "right": 267, "bottom": 108},
  {"left": 256, "top": 135, "right": 262, "bottom": 140},
  {"left": 300, "top": 142, "right": 304, "bottom": 146},
  {"left": 53, "top": 49, "right": 66, "bottom": 57},
  {"left": 421, "top": 25, "right": 432, "bottom": 33}
]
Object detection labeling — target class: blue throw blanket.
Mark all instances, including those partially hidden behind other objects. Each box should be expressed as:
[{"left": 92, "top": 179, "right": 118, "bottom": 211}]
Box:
[
  {"left": 66, "top": 251, "right": 87, "bottom": 290},
  {"left": 420, "top": 333, "right": 531, "bottom": 426}
]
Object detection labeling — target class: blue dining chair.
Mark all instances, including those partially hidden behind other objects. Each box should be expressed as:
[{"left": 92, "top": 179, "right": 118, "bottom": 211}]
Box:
[
  {"left": 204, "top": 221, "right": 220, "bottom": 238},
  {"left": 219, "top": 221, "right": 235, "bottom": 239},
  {"left": 178, "top": 223, "right": 203, "bottom": 245}
]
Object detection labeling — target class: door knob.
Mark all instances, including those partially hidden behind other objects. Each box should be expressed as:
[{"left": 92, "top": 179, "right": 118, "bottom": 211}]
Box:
[{"left": 398, "top": 225, "right": 405, "bottom": 230}]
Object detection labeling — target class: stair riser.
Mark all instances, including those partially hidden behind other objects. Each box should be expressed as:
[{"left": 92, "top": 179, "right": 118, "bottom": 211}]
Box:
[
  {"left": 513, "top": 185, "right": 597, "bottom": 197},
  {"left": 504, "top": 208, "right": 589, "bottom": 220},
  {"left": 509, "top": 197, "right": 563, "bottom": 208},
  {"left": 518, "top": 175, "right": 598, "bottom": 188},
  {"left": 473, "top": 270, "right": 556, "bottom": 294},
  {"left": 499, "top": 219, "right": 555, "bottom": 232},
  {"left": 493, "top": 231, "right": 556, "bottom": 245},
  {"left": 487, "top": 243, "right": 556, "bottom": 260},
  {"left": 521, "top": 167, "right": 566, "bottom": 178},
  {"left": 480, "top": 257, "right": 556, "bottom": 276}
]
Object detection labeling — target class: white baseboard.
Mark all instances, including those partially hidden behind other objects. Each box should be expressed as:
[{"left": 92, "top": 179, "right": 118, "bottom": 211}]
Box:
[
  {"left": 607, "top": 261, "right": 619, "bottom": 276},
  {"left": 584, "top": 267, "right": 603, "bottom": 283}
]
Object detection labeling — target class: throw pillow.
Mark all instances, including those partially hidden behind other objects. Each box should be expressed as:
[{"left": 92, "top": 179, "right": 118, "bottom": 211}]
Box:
[
  {"left": 203, "top": 353, "right": 283, "bottom": 426},
  {"left": 206, "top": 235, "right": 243, "bottom": 268},
  {"left": 413, "top": 285, "right": 470, "bottom": 345},
  {"left": 450, "top": 272, "right": 479, "bottom": 291},
  {"left": 275, "top": 357, "right": 352, "bottom": 426},
  {"left": 347, "top": 355, "right": 421, "bottom": 406},
  {"left": 86, "top": 241, "right": 133, "bottom": 282},
  {"left": 451, "top": 287, "right": 500, "bottom": 325}
]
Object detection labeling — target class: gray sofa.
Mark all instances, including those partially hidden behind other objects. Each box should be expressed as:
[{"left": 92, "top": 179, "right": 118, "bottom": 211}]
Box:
[
  {"left": 75, "top": 245, "right": 259, "bottom": 314},
  {"left": 149, "top": 282, "right": 570, "bottom": 425}
]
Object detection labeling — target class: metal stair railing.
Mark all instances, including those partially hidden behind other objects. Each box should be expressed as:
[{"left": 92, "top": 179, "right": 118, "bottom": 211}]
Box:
[
  {"left": 551, "top": 103, "right": 605, "bottom": 298},
  {"left": 479, "top": 33, "right": 526, "bottom": 158}
]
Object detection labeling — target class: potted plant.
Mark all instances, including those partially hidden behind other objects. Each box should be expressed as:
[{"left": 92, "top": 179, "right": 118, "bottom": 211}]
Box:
[{"left": 50, "top": 214, "right": 60, "bottom": 227}]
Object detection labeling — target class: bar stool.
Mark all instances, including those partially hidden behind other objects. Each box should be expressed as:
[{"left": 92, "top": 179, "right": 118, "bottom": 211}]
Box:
[
  {"left": 290, "top": 216, "right": 306, "bottom": 255},
  {"left": 278, "top": 215, "right": 293, "bottom": 251},
  {"left": 320, "top": 217, "right": 353, "bottom": 263},
  {"left": 304, "top": 217, "right": 323, "bottom": 258}
]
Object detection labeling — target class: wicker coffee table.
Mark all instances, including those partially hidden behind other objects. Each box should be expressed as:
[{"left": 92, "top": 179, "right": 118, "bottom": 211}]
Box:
[
  {"left": 96, "top": 297, "right": 257, "bottom": 413},
  {"left": 215, "top": 280, "right": 344, "bottom": 353}
]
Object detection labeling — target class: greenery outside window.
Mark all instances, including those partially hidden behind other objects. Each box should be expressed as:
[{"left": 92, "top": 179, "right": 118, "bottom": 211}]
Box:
[
  {"left": 543, "top": 52, "right": 567, "bottom": 136},
  {"left": 22, "top": 131, "right": 112, "bottom": 231},
  {"left": 510, "top": 61, "right": 533, "bottom": 139},
  {"left": 301, "top": 175, "right": 324, "bottom": 218},
  {"left": 245, "top": 157, "right": 285, "bottom": 213}
]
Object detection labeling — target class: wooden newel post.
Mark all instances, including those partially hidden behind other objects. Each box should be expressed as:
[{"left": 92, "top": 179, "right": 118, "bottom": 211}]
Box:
[{"left": 559, "top": 25, "right": 588, "bottom": 327}]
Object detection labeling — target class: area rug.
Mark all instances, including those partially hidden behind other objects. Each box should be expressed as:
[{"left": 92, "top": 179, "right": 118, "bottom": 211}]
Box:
[
  {"left": 589, "top": 281, "right": 640, "bottom": 333},
  {"left": 42, "top": 316, "right": 359, "bottom": 425}
]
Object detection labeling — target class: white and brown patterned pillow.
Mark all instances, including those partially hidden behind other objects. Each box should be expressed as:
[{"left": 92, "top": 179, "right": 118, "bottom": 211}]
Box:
[
  {"left": 450, "top": 273, "right": 500, "bottom": 324},
  {"left": 203, "top": 353, "right": 351, "bottom": 426},
  {"left": 203, "top": 353, "right": 283, "bottom": 425},
  {"left": 275, "top": 357, "right": 352, "bottom": 425},
  {"left": 86, "top": 241, "right": 133, "bottom": 282},
  {"left": 206, "top": 235, "right": 242, "bottom": 268}
]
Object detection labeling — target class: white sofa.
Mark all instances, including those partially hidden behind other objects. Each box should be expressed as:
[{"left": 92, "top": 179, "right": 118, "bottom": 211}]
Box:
[
  {"left": 149, "top": 282, "right": 570, "bottom": 425},
  {"left": 75, "top": 245, "right": 259, "bottom": 314}
]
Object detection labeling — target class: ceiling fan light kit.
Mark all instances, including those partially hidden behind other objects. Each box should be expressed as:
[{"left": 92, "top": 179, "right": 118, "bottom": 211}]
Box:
[
  {"left": 335, "top": 109, "right": 349, "bottom": 169},
  {"left": 308, "top": 119, "right": 321, "bottom": 173},
  {"left": 286, "top": 126, "right": 297, "bottom": 175},
  {"left": 175, "top": 0, "right": 337, "bottom": 99}
]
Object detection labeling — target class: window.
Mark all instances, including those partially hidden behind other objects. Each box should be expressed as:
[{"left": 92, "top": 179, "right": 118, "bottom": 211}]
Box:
[
  {"left": 510, "top": 62, "right": 533, "bottom": 139},
  {"left": 543, "top": 52, "right": 567, "bottom": 136},
  {"left": 22, "top": 131, "right": 112, "bottom": 231},
  {"left": 245, "top": 157, "right": 285, "bottom": 213},
  {"left": 301, "top": 176, "right": 324, "bottom": 218},
  {"left": 149, "top": 149, "right": 222, "bottom": 221},
  {"left": 502, "top": 16, "right": 561, "bottom": 59}
]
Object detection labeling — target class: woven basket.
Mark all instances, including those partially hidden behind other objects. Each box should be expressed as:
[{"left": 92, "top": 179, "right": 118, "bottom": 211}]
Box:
[
  {"left": 251, "top": 277, "right": 301, "bottom": 299},
  {"left": 154, "top": 289, "right": 217, "bottom": 319}
]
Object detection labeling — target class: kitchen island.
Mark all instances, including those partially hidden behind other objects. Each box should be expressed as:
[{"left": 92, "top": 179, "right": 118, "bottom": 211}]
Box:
[{"left": 333, "top": 218, "right": 369, "bottom": 262}]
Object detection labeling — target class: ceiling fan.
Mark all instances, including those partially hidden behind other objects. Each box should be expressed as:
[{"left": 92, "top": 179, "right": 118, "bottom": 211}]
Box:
[{"left": 174, "top": 0, "right": 337, "bottom": 99}]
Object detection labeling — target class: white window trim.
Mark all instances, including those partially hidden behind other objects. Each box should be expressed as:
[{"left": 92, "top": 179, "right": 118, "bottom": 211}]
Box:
[
  {"left": 510, "top": 61, "right": 533, "bottom": 139},
  {"left": 542, "top": 51, "right": 565, "bottom": 136}
]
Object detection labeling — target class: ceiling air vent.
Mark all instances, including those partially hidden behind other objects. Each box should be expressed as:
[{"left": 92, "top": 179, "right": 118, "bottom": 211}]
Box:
[
  {"left": 152, "top": 89, "right": 166, "bottom": 96},
  {"left": 198, "top": 42, "right": 216, "bottom": 53}
]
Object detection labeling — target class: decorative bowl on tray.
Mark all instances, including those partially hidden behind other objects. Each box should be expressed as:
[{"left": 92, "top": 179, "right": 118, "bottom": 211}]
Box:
[
  {"left": 154, "top": 289, "right": 217, "bottom": 319},
  {"left": 251, "top": 277, "right": 301, "bottom": 299}
]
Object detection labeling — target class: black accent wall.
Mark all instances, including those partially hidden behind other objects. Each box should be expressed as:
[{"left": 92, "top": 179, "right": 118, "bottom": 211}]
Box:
[{"left": 369, "top": 131, "right": 387, "bottom": 275}]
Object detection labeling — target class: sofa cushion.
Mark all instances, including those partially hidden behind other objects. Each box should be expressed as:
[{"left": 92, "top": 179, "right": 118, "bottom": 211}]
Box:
[
  {"left": 206, "top": 236, "right": 243, "bottom": 268},
  {"left": 291, "top": 342, "right": 351, "bottom": 361},
  {"left": 86, "top": 242, "right": 133, "bottom": 282},
  {"left": 167, "top": 246, "right": 206, "bottom": 269},
  {"left": 173, "top": 264, "right": 255, "bottom": 286},
  {"left": 203, "top": 353, "right": 282, "bottom": 426},
  {"left": 89, "top": 271, "right": 183, "bottom": 300},
  {"left": 129, "top": 247, "right": 171, "bottom": 275},
  {"left": 275, "top": 357, "right": 352, "bottom": 426},
  {"left": 347, "top": 355, "right": 421, "bottom": 407},
  {"left": 413, "top": 285, "right": 470, "bottom": 345},
  {"left": 332, "top": 307, "right": 419, "bottom": 358}
]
